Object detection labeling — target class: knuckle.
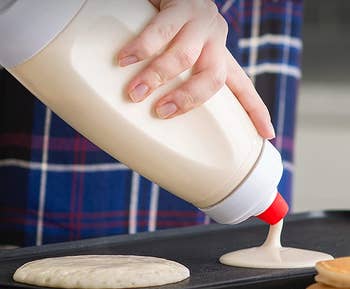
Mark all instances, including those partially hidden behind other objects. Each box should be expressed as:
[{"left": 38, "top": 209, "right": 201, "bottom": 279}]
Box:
[
  {"left": 241, "top": 73, "right": 255, "bottom": 90},
  {"left": 150, "top": 66, "right": 167, "bottom": 86},
  {"left": 175, "top": 47, "right": 199, "bottom": 69},
  {"left": 205, "top": 0, "right": 219, "bottom": 16},
  {"left": 137, "top": 35, "right": 154, "bottom": 58},
  {"left": 217, "top": 15, "right": 228, "bottom": 35},
  {"left": 210, "top": 69, "right": 226, "bottom": 91},
  {"left": 154, "top": 22, "right": 176, "bottom": 42},
  {"left": 180, "top": 90, "right": 197, "bottom": 111},
  {"left": 184, "top": 94, "right": 197, "bottom": 110},
  {"left": 149, "top": 58, "right": 171, "bottom": 85},
  {"left": 234, "top": 75, "right": 254, "bottom": 98}
]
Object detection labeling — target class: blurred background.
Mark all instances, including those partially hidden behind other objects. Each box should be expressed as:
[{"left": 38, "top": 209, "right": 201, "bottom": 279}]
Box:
[{"left": 293, "top": 0, "right": 350, "bottom": 211}]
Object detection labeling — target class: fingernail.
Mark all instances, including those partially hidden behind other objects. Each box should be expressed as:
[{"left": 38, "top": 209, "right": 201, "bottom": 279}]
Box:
[
  {"left": 268, "top": 122, "right": 276, "bottom": 139},
  {"left": 156, "top": 103, "right": 178, "bottom": 119},
  {"left": 119, "top": 55, "right": 138, "bottom": 66},
  {"left": 129, "top": 83, "right": 149, "bottom": 102}
]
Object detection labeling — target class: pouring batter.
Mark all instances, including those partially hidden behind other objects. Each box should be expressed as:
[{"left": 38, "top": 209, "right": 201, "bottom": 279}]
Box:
[{"left": 220, "top": 219, "right": 333, "bottom": 268}]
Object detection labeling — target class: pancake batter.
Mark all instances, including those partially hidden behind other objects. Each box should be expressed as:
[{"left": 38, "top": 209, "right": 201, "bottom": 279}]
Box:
[{"left": 220, "top": 220, "right": 333, "bottom": 268}]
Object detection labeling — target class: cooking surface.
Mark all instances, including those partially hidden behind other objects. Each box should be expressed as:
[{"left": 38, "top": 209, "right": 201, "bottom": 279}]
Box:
[{"left": 0, "top": 211, "right": 349, "bottom": 289}]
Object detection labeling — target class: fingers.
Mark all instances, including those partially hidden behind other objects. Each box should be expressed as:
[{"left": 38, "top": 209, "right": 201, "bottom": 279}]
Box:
[
  {"left": 126, "top": 21, "right": 205, "bottom": 102},
  {"left": 148, "top": 0, "right": 161, "bottom": 8},
  {"left": 154, "top": 64, "right": 226, "bottom": 118},
  {"left": 225, "top": 48, "right": 275, "bottom": 139},
  {"left": 154, "top": 18, "right": 227, "bottom": 118},
  {"left": 118, "top": 4, "right": 189, "bottom": 66}
]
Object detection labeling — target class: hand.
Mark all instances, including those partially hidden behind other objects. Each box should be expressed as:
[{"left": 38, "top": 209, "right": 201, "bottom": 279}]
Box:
[{"left": 117, "top": 0, "right": 275, "bottom": 139}]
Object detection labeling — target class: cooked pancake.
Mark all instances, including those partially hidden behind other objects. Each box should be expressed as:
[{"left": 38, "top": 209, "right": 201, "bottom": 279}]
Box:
[
  {"left": 306, "top": 283, "right": 342, "bottom": 289},
  {"left": 315, "top": 257, "right": 350, "bottom": 288},
  {"left": 13, "top": 255, "right": 190, "bottom": 289},
  {"left": 306, "top": 283, "right": 349, "bottom": 289}
]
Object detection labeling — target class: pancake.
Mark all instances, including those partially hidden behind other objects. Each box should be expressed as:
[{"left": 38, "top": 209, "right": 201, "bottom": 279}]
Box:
[
  {"left": 13, "top": 255, "right": 190, "bottom": 289},
  {"left": 315, "top": 257, "right": 350, "bottom": 288},
  {"left": 306, "top": 283, "right": 346, "bottom": 289}
]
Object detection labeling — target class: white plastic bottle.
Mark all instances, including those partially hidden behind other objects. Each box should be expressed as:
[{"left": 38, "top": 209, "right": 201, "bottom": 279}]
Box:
[{"left": 0, "top": 0, "right": 288, "bottom": 225}]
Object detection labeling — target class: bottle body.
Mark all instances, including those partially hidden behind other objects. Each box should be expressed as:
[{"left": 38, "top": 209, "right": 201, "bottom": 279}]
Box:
[{"left": 3, "top": 0, "right": 286, "bottom": 224}]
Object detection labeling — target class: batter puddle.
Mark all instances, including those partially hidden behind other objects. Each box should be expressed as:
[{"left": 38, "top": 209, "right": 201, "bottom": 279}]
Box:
[{"left": 220, "top": 220, "right": 333, "bottom": 268}]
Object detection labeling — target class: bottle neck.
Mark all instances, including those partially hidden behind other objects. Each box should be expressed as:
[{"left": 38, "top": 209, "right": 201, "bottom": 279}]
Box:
[{"left": 256, "top": 192, "right": 289, "bottom": 225}]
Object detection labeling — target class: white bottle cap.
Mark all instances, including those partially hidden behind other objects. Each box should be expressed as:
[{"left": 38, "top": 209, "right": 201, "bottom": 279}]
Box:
[
  {"left": 0, "top": 0, "right": 85, "bottom": 69},
  {"left": 201, "top": 140, "right": 286, "bottom": 224}
]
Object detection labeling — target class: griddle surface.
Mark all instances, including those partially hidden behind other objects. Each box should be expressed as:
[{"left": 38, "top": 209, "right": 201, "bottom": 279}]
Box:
[{"left": 0, "top": 211, "right": 349, "bottom": 289}]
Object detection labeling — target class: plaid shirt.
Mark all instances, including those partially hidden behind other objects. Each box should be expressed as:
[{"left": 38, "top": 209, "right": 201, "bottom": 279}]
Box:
[{"left": 0, "top": 0, "right": 303, "bottom": 246}]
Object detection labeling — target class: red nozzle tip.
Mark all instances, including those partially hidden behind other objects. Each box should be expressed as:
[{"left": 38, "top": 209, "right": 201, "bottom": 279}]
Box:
[{"left": 256, "top": 193, "right": 289, "bottom": 225}]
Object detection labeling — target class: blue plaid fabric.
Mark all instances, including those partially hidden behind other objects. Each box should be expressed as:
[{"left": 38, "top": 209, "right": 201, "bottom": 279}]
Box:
[{"left": 0, "top": 0, "right": 303, "bottom": 246}]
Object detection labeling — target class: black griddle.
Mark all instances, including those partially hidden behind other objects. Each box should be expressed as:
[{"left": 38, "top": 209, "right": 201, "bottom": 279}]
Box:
[{"left": 0, "top": 211, "right": 349, "bottom": 289}]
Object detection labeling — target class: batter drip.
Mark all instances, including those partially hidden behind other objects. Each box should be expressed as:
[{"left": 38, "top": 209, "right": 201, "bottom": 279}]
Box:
[{"left": 220, "top": 220, "right": 333, "bottom": 268}]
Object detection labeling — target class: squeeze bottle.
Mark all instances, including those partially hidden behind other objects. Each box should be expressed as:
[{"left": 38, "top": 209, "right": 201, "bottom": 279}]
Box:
[{"left": 0, "top": 0, "right": 288, "bottom": 225}]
